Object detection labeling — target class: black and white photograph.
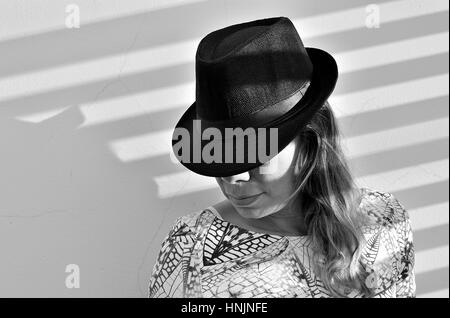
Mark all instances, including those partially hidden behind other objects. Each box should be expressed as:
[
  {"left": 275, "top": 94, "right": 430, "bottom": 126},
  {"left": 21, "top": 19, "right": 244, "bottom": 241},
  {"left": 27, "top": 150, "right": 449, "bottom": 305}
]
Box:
[{"left": 0, "top": 0, "right": 448, "bottom": 301}]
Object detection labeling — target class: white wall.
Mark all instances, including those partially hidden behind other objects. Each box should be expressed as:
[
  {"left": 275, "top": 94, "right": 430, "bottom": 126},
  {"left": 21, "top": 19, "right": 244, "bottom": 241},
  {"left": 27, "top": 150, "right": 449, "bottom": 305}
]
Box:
[{"left": 0, "top": 0, "right": 448, "bottom": 297}]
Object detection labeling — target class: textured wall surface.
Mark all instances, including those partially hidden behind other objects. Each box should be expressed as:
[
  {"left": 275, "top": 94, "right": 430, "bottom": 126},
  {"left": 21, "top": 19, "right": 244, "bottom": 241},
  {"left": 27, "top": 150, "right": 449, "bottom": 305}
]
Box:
[{"left": 0, "top": 0, "right": 448, "bottom": 297}]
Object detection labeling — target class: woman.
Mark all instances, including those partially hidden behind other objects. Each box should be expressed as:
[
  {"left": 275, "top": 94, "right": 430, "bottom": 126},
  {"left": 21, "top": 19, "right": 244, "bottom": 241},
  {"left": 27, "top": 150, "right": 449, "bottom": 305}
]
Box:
[{"left": 149, "top": 17, "right": 415, "bottom": 298}]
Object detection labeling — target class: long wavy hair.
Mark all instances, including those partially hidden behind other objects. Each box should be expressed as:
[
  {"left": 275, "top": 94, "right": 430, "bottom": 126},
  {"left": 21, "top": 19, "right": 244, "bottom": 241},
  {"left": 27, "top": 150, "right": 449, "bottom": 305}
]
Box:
[{"left": 287, "top": 101, "right": 375, "bottom": 297}]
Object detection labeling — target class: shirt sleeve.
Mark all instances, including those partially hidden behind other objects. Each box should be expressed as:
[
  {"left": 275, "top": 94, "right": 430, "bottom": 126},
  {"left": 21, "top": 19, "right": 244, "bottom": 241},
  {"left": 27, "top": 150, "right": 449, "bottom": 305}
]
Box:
[
  {"left": 389, "top": 194, "right": 416, "bottom": 298},
  {"left": 148, "top": 216, "right": 189, "bottom": 298}
]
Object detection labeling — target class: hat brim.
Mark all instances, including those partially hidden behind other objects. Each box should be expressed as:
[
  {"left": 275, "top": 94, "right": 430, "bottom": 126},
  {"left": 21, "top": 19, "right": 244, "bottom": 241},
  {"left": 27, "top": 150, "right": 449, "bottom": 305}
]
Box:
[{"left": 172, "top": 47, "right": 338, "bottom": 177}]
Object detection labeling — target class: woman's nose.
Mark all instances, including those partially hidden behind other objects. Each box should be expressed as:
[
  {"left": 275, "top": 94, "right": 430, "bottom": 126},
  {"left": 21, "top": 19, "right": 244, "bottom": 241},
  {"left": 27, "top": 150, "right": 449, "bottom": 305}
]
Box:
[{"left": 221, "top": 171, "right": 251, "bottom": 184}]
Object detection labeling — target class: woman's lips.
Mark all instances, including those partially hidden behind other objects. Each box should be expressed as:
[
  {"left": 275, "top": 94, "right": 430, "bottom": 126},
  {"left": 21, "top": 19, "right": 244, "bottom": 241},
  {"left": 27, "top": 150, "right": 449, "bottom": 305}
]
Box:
[{"left": 228, "top": 193, "right": 264, "bottom": 206}]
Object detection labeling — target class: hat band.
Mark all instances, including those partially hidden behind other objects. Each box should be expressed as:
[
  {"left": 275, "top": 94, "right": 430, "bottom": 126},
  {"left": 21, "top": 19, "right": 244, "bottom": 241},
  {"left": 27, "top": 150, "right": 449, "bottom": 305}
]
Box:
[{"left": 197, "top": 81, "right": 311, "bottom": 131}]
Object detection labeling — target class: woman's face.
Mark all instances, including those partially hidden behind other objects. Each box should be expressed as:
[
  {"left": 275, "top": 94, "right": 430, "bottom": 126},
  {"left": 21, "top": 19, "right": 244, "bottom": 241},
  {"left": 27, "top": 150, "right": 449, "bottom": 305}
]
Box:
[{"left": 216, "top": 137, "right": 300, "bottom": 219}]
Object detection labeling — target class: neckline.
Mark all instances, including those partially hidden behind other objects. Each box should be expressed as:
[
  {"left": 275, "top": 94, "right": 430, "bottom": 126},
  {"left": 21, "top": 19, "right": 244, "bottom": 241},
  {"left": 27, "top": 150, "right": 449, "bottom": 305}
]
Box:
[
  {"left": 205, "top": 187, "right": 370, "bottom": 241},
  {"left": 206, "top": 206, "right": 309, "bottom": 239}
]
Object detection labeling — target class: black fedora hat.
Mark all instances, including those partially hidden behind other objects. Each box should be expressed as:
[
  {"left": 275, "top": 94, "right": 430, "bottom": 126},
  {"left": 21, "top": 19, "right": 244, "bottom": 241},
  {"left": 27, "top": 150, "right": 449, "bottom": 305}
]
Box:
[{"left": 172, "top": 17, "right": 338, "bottom": 177}]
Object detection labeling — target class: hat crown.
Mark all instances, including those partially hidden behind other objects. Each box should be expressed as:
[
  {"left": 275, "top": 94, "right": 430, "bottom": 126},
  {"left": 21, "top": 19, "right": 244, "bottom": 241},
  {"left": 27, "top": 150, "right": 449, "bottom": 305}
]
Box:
[{"left": 195, "top": 17, "right": 313, "bottom": 122}]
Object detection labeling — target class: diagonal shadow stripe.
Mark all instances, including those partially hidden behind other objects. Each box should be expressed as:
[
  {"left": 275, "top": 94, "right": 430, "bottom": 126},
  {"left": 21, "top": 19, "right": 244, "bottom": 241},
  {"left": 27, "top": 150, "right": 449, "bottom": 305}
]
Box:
[
  {"left": 414, "top": 224, "right": 449, "bottom": 252},
  {"left": 115, "top": 107, "right": 448, "bottom": 178},
  {"left": 416, "top": 267, "right": 449, "bottom": 295},
  {"left": 154, "top": 181, "right": 449, "bottom": 221},
  {"left": 81, "top": 107, "right": 186, "bottom": 137},
  {"left": 0, "top": 63, "right": 194, "bottom": 115},
  {"left": 392, "top": 180, "right": 449, "bottom": 210},
  {"left": 79, "top": 94, "right": 449, "bottom": 137},
  {"left": 334, "top": 53, "right": 449, "bottom": 95},
  {"left": 1, "top": 52, "right": 447, "bottom": 119},
  {"left": 126, "top": 136, "right": 449, "bottom": 179},
  {"left": 310, "top": 11, "right": 449, "bottom": 53},
  {"left": 350, "top": 138, "right": 450, "bottom": 178},
  {"left": 0, "top": 0, "right": 396, "bottom": 78},
  {"left": 124, "top": 154, "right": 189, "bottom": 178},
  {"left": 339, "top": 96, "right": 449, "bottom": 138}
]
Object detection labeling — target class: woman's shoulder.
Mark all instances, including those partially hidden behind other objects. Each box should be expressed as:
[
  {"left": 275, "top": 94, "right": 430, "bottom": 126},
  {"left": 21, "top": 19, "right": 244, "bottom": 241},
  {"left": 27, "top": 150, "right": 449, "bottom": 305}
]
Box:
[
  {"left": 166, "top": 208, "right": 217, "bottom": 239},
  {"left": 358, "top": 186, "right": 413, "bottom": 252},
  {"left": 357, "top": 187, "right": 415, "bottom": 294},
  {"left": 358, "top": 187, "right": 411, "bottom": 231}
]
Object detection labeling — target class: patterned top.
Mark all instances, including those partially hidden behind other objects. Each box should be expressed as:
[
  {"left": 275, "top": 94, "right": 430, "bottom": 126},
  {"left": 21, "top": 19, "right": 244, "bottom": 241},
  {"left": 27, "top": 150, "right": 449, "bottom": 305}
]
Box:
[{"left": 148, "top": 188, "right": 416, "bottom": 298}]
